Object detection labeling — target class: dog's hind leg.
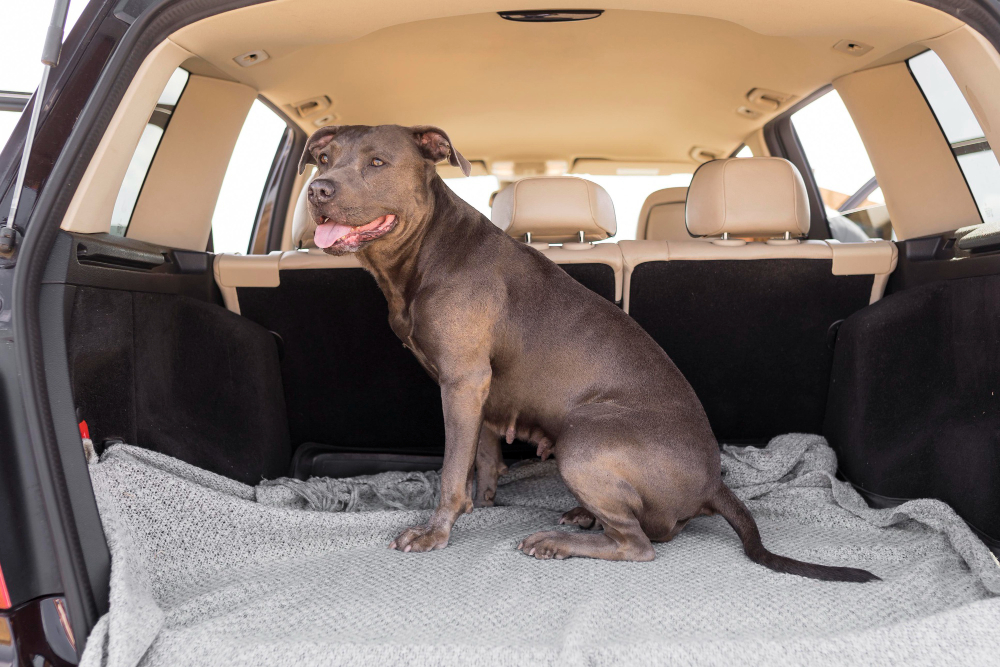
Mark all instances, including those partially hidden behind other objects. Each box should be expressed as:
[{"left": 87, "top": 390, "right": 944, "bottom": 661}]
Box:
[
  {"left": 474, "top": 426, "right": 506, "bottom": 507},
  {"left": 519, "top": 422, "right": 654, "bottom": 561},
  {"left": 559, "top": 507, "right": 601, "bottom": 530}
]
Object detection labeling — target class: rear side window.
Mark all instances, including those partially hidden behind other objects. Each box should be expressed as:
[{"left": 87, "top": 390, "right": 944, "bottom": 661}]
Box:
[
  {"left": 110, "top": 68, "right": 189, "bottom": 236},
  {"left": 909, "top": 50, "right": 1000, "bottom": 226},
  {"left": 791, "top": 90, "right": 889, "bottom": 241},
  {"left": 210, "top": 100, "right": 288, "bottom": 254}
]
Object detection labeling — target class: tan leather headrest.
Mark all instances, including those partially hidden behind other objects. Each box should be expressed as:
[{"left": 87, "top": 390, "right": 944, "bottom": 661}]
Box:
[
  {"left": 686, "top": 157, "right": 810, "bottom": 238},
  {"left": 292, "top": 178, "right": 317, "bottom": 249},
  {"left": 492, "top": 176, "right": 616, "bottom": 243},
  {"left": 638, "top": 187, "right": 689, "bottom": 241}
]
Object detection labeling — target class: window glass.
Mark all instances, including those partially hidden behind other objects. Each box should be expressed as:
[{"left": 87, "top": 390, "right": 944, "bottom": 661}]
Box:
[
  {"left": 0, "top": 109, "right": 22, "bottom": 151},
  {"left": 211, "top": 100, "right": 288, "bottom": 254},
  {"left": 444, "top": 175, "right": 500, "bottom": 218},
  {"left": 577, "top": 173, "right": 694, "bottom": 241},
  {"left": 909, "top": 50, "right": 1000, "bottom": 226},
  {"left": 110, "top": 68, "right": 190, "bottom": 236},
  {"left": 735, "top": 144, "right": 753, "bottom": 158},
  {"left": 791, "top": 90, "right": 889, "bottom": 241}
]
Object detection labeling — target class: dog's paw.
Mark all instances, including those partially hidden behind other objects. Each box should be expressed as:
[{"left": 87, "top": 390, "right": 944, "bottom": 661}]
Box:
[
  {"left": 517, "top": 531, "right": 573, "bottom": 560},
  {"left": 474, "top": 486, "right": 496, "bottom": 508},
  {"left": 389, "top": 524, "right": 450, "bottom": 553},
  {"left": 559, "top": 506, "right": 599, "bottom": 529}
]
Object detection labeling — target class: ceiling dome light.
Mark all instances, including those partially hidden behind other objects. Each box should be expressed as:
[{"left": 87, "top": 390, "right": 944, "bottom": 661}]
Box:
[{"left": 498, "top": 10, "right": 604, "bottom": 22}]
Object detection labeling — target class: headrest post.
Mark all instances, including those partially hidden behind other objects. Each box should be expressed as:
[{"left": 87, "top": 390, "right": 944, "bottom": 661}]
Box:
[
  {"left": 784, "top": 231, "right": 791, "bottom": 241},
  {"left": 578, "top": 231, "right": 585, "bottom": 243},
  {"left": 524, "top": 232, "right": 532, "bottom": 243},
  {"left": 722, "top": 232, "right": 729, "bottom": 241}
]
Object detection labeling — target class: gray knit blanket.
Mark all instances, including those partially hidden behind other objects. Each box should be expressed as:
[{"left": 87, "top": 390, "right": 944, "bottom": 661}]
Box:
[{"left": 81, "top": 434, "right": 1000, "bottom": 667}]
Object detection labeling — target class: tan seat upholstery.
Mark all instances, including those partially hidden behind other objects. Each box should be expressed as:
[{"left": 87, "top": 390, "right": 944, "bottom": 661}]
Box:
[
  {"left": 621, "top": 157, "right": 897, "bottom": 310},
  {"left": 636, "top": 187, "right": 690, "bottom": 241},
  {"left": 685, "top": 157, "right": 810, "bottom": 239},
  {"left": 292, "top": 178, "right": 318, "bottom": 249},
  {"left": 493, "top": 176, "right": 616, "bottom": 242},
  {"left": 620, "top": 157, "right": 897, "bottom": 442},
  {"left": 492, "top": 176, "right": 623, "bottom": 302}
]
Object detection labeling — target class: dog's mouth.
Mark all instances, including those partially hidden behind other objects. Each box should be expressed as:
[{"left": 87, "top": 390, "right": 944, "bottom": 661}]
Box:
[{"left": 314, "top": 214, "right": 397, "bottom": 250}]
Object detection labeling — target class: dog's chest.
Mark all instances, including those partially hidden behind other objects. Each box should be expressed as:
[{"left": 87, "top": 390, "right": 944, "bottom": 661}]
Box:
[{"left": 387, "top": 304, "right": 440, "bottom": 383}]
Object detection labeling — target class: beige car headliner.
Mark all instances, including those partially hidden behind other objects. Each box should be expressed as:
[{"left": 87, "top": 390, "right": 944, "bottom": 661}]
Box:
[{"left": 172, "top": 0, "right": 960, "bottom": 168}]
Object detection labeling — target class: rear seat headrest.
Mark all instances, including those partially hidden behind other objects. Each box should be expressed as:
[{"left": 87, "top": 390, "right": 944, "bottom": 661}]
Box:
[
  {"left": 686, "top": 157, "right": 810, "bottom": 238},
  {"left": 638, "top": 187, "right": 690, "bottom": 241},
  {"left": 492, "top": 176, "right": 616, "bottom": 243}
]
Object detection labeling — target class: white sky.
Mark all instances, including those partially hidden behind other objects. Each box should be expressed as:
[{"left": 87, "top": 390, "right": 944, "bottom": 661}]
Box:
[{"left": 1, "top": 0, "right": 89, "bottom": 147}]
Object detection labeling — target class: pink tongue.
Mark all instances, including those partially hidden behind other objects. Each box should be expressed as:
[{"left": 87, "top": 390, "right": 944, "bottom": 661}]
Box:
[{"left": 314, "top": 222, "right": 352, "bottom": 249}]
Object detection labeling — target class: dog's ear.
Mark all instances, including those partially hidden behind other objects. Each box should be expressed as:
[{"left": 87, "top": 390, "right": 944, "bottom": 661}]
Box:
[
  {"left": 411, "top": 126, "right": 472, "bottom": 177},
  {"left": 298, "top": 126, "right": 341, "bottom": 174}
]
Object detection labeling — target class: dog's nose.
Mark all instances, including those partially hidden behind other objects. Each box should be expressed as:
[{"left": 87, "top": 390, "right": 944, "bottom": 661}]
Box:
[{"left": 309, "top": 179, "right": 336, "bottom": 203}]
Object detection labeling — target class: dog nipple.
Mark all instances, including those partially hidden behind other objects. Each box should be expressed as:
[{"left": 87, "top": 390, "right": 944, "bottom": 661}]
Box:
[{"left": 505, "top": 424, "right": 516, "bottom": 445}]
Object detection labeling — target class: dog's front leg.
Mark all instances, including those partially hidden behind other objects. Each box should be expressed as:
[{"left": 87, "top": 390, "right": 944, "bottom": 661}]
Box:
[{"left": 390, "top": 367, "right": 491, "bottom": 552}]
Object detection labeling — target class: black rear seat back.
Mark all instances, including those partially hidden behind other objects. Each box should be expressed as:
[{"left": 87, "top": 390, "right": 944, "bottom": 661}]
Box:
[
  {"left": 215, "top": 251, "right": 445, "bottom": 455},
  {"left": 491, "top": 176, "right": 623, "bottom": 303},
  {"left": 621, "top": 157, "right": 897, "bottom": 442},
  {"left": 214, "top": 176, "right": 624, "bottom": 455}
]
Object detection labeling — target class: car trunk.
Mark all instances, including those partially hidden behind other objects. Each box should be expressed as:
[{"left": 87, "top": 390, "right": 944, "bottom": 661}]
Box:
[
  {"left": 4, "top": 0, "right": 1000, "bottom": 662},
  {"left": 46, "top": 222, "right": 1000, "bottom": 664}
]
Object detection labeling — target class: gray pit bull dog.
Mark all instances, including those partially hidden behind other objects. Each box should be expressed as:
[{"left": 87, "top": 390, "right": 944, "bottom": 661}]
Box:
[{"left": 299, "top": 124, "right": 878, "bottom": 582}]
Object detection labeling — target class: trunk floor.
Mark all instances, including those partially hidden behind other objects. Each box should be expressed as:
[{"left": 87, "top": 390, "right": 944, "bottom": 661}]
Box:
[{"left": 81, "top": 434, "right": 1000, "bottom": 667}]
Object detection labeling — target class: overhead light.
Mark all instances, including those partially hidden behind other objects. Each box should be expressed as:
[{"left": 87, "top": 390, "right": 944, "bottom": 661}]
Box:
[
  {"left": 498, "top": 10, "right": 604, "bottom": 22},
  {"left": 233, "top": 49, "right": 269, "bottom": 67},
  {"left": 833, "top": 39, "right": 874, "bottom": 57}
]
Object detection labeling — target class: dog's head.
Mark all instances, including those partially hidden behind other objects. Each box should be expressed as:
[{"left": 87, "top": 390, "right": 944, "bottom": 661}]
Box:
[{"left": 298, "top": 124, "right": 471, "bottom": 254}]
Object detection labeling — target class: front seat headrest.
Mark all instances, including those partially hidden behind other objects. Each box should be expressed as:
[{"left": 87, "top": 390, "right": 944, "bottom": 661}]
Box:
[
  {"left": 491, "top": 176, "right": 616, "bottom": 243},
  {"left": 291, "top": 177, "right": 317, "bottom": 249},
  {"left": 686, "top": 157, "right": 810, "bottom": 238},
  {"left": 637, "top": 187, "right": 690, "bottom": 241}
]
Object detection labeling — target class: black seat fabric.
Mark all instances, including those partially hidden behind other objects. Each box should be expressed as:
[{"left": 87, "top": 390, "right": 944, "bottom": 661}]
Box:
[
  {"left": 558, "top": 263, "right": 616, "bottom": 302},
  {"left": 628, "top": 258, "right": 873, "bottom": 441},
  {"left": 237, "top": 268, "right": 447, "bottom": 455},
  {"left": 69, "top": 287, "right": 291, "bottom": 483},
  {"left": 825, "top": 274, "right": 1000, "bottom": 542},
  {"left": 621, "top": 158, "right": 895, "bottom": 442}
]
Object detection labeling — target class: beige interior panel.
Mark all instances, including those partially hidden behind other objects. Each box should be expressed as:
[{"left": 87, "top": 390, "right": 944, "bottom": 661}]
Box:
[
  {"left": 170, "top": 2, "right": 959, "bottom": 166},
  {"left": 278, "top": 249, "right": 363, "bottom": 270},
  {"left": 127, "top": 75, "right": 257, "bottom": 250},
  {"left": 60, "top": 39, "right": 193, "bottom": 234},
  {"left": 925, "top": 26, "right": 1000, "bottom": 163},
  {"left": 834, "top": 62, "right": 981, "bottom": 240},
  {"left": 829, "top": 240, "right": 898, "bottom": 276}
]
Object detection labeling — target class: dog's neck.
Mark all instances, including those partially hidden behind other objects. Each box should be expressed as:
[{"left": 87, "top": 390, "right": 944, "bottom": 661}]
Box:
[{"left": 357, "top": 176, "right": 493, "bottom": 315}]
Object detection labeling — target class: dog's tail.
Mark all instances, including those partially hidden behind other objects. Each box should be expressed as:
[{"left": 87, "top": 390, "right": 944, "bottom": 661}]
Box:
[{"left": 709, "top": 484, "right": 879, "bottom": 583}]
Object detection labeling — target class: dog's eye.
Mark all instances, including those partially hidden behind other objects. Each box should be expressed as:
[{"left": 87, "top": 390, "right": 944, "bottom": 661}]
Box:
[
  {"left": 319, "top": 154, "right": 329, "bottom": 165},
  {"left": 371, "top": 158, "right": 384, "bottom": 167}
]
